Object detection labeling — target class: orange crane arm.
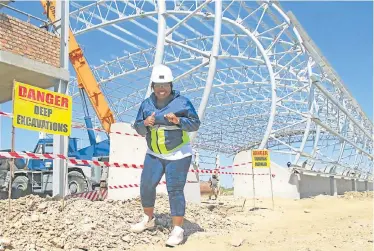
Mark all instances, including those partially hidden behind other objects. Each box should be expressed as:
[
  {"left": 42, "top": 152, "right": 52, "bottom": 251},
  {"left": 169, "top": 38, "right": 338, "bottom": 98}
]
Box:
[{"left": 40, "top": 0, "right": 115, "bottom": 133}]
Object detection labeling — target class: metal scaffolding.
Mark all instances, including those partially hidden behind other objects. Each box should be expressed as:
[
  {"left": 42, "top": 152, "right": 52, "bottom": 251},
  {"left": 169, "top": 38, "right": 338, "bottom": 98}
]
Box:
[{"left": 62, "top": 0, "right": 372, "bottom": 180}]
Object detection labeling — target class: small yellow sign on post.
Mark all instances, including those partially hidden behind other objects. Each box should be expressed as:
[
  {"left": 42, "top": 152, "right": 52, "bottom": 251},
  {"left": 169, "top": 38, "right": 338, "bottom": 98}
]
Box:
[
  {"left": 12, "top": 81, "right": 72, "bottom": 136},
  {"left": 251, "top": 149, "right": 270, "bottom": 168}
]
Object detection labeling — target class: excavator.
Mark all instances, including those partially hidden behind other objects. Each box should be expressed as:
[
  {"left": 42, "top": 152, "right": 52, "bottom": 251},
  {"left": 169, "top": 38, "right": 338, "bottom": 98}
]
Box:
[{"left": 0, "top": 0, "right": 118, "bottom": 198}]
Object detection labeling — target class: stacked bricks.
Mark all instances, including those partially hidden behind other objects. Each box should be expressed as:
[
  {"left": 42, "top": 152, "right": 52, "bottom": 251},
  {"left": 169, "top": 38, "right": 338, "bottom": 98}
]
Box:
[{"left": 0, "top": 14, "right": 60, "bottom": 67}]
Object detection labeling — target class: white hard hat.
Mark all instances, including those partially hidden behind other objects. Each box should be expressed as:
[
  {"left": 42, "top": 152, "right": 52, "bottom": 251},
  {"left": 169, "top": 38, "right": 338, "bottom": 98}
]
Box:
[{"left": 151, "top": 64, "right": 174, "bottom": 83}]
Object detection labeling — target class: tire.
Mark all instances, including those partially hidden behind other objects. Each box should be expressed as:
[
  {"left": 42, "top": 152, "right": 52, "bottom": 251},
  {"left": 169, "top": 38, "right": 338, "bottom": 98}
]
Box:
[
  {"left": 67, "top": 171, "right": 89, "bottom": 195},
  {"left": 11, "top": 175, "right": 31, "bottom": 199},
  {"left": 0, "top": 159, "right": 10, "bottom": 171}
]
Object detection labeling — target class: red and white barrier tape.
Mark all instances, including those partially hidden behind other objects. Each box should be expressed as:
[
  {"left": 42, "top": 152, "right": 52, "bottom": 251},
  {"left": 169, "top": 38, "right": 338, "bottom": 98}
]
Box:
[
  {"left": 66, "top": 173, "right": 275, "bottom": 201},
  {"left": 0, "top": 151, "right": 260, "bottom": 176},
  {"left": 108, "top": 180, "right": 197, "bottom": 190},
  {"left": 0, "top": 111, "right": 12, "bottom": 117},
  {"left": 190, "top": 169, "right": 252, "bottom": 176},
  {"left": 211, "top": 162, "right": 251, "bottom": 170},
  {"left": 66, "top": 189, "right": 108, "bottom": 200},
  {"left": 192, "top": 169, "right": 273, "bottom": 176},
  {"left": 1, "top": 110, "right": 249, "bottom": 170},
  {"left": 71, "top": 123, "right": 143, "bottom": 138},
  {"left": 64, "top": 181, "right": 193, "bottom": 201},
  {"left": 0, "top": 151, "right": 144, "bottom": 169}
]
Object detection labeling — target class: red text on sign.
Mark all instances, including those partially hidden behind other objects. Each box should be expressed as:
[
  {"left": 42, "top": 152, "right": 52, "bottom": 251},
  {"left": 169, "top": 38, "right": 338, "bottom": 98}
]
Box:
[{"left": 18, "top": 85, "right": 69, "bottom": 108}]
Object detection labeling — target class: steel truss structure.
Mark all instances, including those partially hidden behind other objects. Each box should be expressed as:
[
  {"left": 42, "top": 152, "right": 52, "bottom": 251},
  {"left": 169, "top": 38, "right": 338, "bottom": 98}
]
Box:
[{"left": 66, "top": 0, "right": 373, "bottom": 179}]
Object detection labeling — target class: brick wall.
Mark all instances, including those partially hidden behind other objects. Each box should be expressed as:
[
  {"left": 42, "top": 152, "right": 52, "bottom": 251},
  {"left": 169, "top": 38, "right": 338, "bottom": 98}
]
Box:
[{"left": 0, "top": 14, "right": 60, "bottom": 68}]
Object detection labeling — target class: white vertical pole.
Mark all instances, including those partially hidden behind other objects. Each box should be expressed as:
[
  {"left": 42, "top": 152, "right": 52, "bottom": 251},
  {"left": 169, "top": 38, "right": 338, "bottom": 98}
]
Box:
[
  {"left": 269, "top": 166, "right": 274, "bottom": 210},
  {"left": 190, "top": 0, "right": 222, "bottom": 142},
  {"left": 0, "top": 104, "right": 2, "bottom": 150},
  {"left": 145, "top": 0, "right": 166, "bottom": 98},
  {"left": 215, "top": 154, "right": 220, "bottom": 195},
  {"left": 251, "top": 160, "right": 256, "bottom": 209},
  {"left": 53, "top": 0, "right": 69, "bottom": 197},
  {"left": 293, "top": 58, "right": 314, "bottom": 165}
]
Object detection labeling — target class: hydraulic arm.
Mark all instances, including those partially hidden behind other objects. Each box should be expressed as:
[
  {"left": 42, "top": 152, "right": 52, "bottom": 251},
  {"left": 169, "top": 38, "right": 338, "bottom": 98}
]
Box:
[{"left": 40, "top": 0, "right": 115, "bottom": 133}]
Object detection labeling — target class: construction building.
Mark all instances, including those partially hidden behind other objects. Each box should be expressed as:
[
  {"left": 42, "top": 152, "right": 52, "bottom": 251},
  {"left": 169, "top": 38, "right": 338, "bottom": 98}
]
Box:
[{"left": 0, "top": 0, "right": 372, "bottom": 201}]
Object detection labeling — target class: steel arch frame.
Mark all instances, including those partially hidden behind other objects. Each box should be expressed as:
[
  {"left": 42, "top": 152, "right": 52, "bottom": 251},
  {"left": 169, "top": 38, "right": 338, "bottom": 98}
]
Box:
[{"left": 66, "top": 0, "right": 373, "bottom": 179}]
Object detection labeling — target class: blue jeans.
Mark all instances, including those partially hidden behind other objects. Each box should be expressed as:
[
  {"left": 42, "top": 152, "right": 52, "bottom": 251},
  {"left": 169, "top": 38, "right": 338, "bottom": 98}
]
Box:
[{"left": 140, "top": 154, "right": 192, "bottom": 216}]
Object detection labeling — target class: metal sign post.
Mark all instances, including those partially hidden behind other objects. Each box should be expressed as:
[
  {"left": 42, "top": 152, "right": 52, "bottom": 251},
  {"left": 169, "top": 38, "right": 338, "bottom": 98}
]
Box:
[
  {"left": 8, "top": 81, "right": 16, "bottom": 219},
  {"left": 252, "top": 149, "right": 274, "bottom": 210}
]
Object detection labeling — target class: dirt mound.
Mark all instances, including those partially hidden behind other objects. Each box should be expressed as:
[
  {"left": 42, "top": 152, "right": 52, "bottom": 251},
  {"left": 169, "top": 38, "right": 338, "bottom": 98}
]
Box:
[
  {"left": 341, "top": 191, "right": 373, "bottom": 200},
  {"left": 0, "top": 194, "right": 245, "bottom": 251}
]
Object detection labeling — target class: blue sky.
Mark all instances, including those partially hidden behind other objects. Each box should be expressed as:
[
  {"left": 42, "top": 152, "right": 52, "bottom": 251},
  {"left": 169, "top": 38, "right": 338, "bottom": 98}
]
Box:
[
  {"left": 281, "top": 1, "right": 373, "bottom": 121},
  {"left": 0, "top": 1, "right": 373, "bottom": 188}
]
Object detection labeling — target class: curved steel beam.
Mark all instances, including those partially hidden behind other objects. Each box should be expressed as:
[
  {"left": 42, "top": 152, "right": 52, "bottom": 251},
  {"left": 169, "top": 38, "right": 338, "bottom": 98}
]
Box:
[
  {"left": 190, "top": 0, "right": 219, "bottom": 141},
  {"left": 79, "top": 18, "right": 276, "bottom": 151},
  {"left": 287, "top": 11, "right": 372, "bottom": 132},
  {"left": 71, "top": 3, "right": 372, "bottom": 137},
  {"left": 145, "top": 0, "right": 166, "bottom": 98},
  {"left": 65, "top": 1, "right": 373, "bottom": 177},
  {"left": 218, "top": 18, "right": 276, "bottom": 149},
  {"left": 293, "top": 58, "right": 315, "bottom": 165}
]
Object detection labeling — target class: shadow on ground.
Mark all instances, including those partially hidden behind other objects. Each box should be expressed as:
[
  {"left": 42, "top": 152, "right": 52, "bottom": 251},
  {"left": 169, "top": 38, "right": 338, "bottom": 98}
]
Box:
[
  {"left": 249, "top": 207, "right": 271, "bottom": 211},
  {"left": 183, "top": 218, "right": 205, "bottom": 237},
  {"left": 154, "top": 213, "right": 205, "bottom": 243}
]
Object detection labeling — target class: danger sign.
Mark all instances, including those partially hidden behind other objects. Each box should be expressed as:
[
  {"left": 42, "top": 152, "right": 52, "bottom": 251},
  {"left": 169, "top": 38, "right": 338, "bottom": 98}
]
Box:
[
  {"left": 12, "top": 81, "right": 72, "bottom": 136},
  {"left": 251, "top": 149, "right": 270, "bottom": 168}
]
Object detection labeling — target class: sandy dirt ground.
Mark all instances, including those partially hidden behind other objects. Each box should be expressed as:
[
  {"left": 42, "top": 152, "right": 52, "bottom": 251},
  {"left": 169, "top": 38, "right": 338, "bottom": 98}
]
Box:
[
  {"left": 0, "top": 191, "right": 372, "bottom": 250},
  {"left": 134, "top": 192, "right": 373, "bottom": 251}
]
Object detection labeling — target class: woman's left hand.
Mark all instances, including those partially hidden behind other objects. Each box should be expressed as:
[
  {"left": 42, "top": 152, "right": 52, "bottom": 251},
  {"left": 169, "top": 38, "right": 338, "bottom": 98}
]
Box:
[{"left": 164, "top": 113, "right": 180, "bottom": 124}]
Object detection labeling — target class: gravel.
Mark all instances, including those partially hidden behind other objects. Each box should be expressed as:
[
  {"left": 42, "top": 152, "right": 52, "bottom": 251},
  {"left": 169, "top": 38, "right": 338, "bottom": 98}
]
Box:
[{"left": 0, "top": 194, "right": 246, "bottom": 250}]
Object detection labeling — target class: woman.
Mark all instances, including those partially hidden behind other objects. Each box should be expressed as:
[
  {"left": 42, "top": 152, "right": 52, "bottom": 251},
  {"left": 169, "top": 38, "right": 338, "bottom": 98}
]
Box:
[{"left": 131, "top": 64, "right": 201, "bottom": 246}]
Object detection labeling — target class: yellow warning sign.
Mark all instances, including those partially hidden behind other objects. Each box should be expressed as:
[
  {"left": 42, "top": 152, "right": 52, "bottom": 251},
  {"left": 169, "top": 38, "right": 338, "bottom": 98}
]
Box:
[
  {"left": 12, "top": 81, "right": 72, "bottom": 136},
  {"left": 251, "top": 149, "right": 270, "bottom": 168}
]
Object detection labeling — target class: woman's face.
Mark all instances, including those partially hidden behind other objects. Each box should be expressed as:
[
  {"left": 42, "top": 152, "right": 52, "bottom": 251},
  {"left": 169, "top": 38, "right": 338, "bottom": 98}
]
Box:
[{"left": 153, "top": 83, "right": 172, "bottom": 100}]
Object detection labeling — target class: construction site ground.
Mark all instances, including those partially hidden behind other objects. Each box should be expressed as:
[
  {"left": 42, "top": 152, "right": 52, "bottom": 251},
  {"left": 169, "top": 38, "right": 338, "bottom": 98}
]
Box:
[{"left": 0, "top": 191, "right": 372, "bottom": 251}]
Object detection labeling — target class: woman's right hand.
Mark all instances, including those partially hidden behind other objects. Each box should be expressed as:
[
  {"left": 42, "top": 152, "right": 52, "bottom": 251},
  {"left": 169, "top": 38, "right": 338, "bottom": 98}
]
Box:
[{"left": 144, "top": 112, "right": 156, "bottom": 126}]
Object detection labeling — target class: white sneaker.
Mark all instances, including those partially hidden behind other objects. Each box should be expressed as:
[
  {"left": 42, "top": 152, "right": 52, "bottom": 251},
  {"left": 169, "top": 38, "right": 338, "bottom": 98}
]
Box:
[
  {"left": 165, "top": 226, "right": 184, "bottom": 246},
  {"left": 130, "top": 214, "right": 155, "bottom": 233}
]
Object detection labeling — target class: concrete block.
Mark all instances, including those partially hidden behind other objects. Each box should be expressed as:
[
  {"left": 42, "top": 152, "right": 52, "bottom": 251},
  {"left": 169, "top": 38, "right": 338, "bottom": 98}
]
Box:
[
  {"left": 352, "top": 179, "right": 357, "bottom": 191},
  {"left": 299, "top": 174, "right": 330, "bottom": 198},
  {"left": 108, "top": 122, "right": 163, "bottom": 200},
  {"left": 330, "top": 176, "right": 337, "bottom": 196},
  {"left": 357, "top": 180, "right": 366, "bottom": 191},
  {"left": 233, "top": 150, "right": 300, "bottom": 200},
  {"left": 336, "top": 178, "right": 353, "bottom": 195},
  {"left": 367, "top": 182, "right": 374, "bottom": 191},
  {"left": 184, "top": 172, "right": 201, "bottom": 204},
  {"left": 232, "top": 150, "right": 373, "bottom": 200}
]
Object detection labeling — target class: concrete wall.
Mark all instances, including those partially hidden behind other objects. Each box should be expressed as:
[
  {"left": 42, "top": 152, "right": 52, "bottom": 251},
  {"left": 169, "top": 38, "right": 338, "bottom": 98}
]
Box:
[
  {"left": 366, "top": 181, "right": 374, "bottom": 191},
  {"left": 233, "top": 150, "right": 373, "bottom": 200},
  {"left": 233, "top": 150, "right": 300, "bottom": 199},
  {"left": 0, "top": 14, "right": 60, "bottom": 67},
  {"left": 107, "top": 122, "right": 200, "bottom": 203},
  {"left": 299, "top": 174, "right": 331, "bottom": 198},
  {"left": 336, "top": 178, "right": 355, "bottom": 195},
  {"left": 357, "top": 181, "right": 367, "bottom": 191}
]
